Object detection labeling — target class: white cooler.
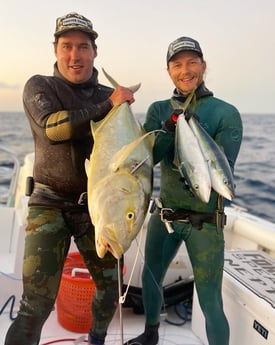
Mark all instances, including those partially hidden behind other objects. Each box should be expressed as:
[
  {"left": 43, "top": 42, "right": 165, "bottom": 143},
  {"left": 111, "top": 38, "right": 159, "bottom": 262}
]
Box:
[{"left": 191, "top": 250, "right": 275, "bottom": 345}]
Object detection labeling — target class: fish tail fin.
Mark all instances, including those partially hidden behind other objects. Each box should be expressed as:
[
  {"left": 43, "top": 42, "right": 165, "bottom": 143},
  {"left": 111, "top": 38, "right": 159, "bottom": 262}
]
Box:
[{"left": 102, "top": 68, "right": 141, "bottom": 93}]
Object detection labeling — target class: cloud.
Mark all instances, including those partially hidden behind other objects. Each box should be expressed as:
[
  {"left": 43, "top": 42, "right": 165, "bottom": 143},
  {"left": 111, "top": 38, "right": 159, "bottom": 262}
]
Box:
[{"left": 0, "top": 82, "right": 19, "bottom": 89}]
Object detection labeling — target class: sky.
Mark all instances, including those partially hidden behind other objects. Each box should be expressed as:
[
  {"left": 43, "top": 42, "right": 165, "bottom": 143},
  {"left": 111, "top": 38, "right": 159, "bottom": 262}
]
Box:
[{"left": 1, "top": 0, "right": 275, "bottom": 115}]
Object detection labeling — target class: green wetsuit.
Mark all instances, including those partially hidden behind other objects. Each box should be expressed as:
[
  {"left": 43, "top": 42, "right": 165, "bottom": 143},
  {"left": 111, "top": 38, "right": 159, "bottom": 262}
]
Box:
[
  {"left": 142, "top": 84, "right": 243, "bottom": 345},
  {"left": 4, "top": 65, "right": 122, "bottom": 345}
]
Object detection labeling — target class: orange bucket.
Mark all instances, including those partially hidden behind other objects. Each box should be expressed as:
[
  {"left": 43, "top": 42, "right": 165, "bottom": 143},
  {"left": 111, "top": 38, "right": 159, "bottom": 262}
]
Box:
[{"left": 56, "top": 252, "right": 96, "bottom": 333}]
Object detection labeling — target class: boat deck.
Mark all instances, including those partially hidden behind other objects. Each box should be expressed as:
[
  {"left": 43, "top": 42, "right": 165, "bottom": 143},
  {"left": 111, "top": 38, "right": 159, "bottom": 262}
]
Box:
[
  {"left": 1, "top": 148, "right": 275, "bottom": 344},
  {"left": 0, "top": 305, "right": 203, "bottom": 345}
]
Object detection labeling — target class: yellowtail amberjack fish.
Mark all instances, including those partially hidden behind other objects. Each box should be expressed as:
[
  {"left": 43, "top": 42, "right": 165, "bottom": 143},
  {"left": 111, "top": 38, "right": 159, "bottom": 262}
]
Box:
[
  {"left": 174, "top": 111, "right": 212, "bottom": 203},
  {"left": 172, "top": 93, "right": 235, "bottom": 202},
  {"left": 85, "top": 69, "right": 155, "bottom": 259},
  {"left": 188, "top": 115, "right": 235, "bottom": 200}
]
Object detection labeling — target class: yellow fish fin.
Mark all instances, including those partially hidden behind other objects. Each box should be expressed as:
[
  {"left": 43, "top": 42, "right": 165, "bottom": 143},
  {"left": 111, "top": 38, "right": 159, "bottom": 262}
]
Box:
[
  {"left": 110, "top": 130, "right": 160, "bottom": 172},
  {"left": 102, "top": 68, "right": 141, "bottom": 93}
]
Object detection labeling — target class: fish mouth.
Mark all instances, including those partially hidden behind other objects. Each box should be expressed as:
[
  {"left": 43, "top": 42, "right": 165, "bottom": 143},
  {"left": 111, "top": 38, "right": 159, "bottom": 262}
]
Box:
[{"left": 96, "top": 233, "right": 123, "bottom": 260}]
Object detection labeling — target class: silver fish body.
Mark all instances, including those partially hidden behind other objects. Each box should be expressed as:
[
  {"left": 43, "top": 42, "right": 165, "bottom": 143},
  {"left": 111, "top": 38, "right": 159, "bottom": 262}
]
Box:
[
  {"left": 174, "top": 113, "right": 211, "bottom": 203},
  {"left": 85, "top": 82, "right": 154, "bottom": 259},
  {"left": 188, "top": 116, "right": 235, "bottom": 200}
]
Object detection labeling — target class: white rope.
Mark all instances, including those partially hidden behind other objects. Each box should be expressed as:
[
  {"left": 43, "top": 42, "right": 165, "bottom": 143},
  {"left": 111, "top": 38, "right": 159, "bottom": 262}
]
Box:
[
  {"left": 117, "top": 258, "right": 124, "bottom": 345},
  {"left": 117, "top": 221, "right": 145, "bottom": 345},
  {"left": 119, "top": 223, "right": 144, "bottom": 305}
]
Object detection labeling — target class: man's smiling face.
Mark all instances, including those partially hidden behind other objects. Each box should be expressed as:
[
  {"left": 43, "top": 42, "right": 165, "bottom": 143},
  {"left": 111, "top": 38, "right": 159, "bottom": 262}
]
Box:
[
  {"left": 167, "top": 51, "right": 206, "bottom": 95},
  {"left": 55, "top": 30, "right": 97, "bottom": 84}
]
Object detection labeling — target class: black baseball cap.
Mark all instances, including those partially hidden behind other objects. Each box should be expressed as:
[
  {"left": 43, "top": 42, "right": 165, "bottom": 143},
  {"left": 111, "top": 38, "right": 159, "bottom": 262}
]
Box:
[{"left": 167, "top": 36, "right": 203, "bottom": 63}]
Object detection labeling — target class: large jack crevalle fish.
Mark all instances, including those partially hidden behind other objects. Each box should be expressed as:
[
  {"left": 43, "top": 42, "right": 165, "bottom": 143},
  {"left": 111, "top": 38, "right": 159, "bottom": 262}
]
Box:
[
  {"left": 174, "top": 112, "right": 211, "bottom": 203},
  {"left": 188, "top": 115, "right": 235, "bottom": 200},
  {"left": 85, "top": 69, "right": 154, "bottom": 259}
]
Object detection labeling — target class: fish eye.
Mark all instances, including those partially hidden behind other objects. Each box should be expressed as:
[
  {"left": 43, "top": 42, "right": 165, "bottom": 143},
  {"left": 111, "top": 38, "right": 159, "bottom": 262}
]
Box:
[{"left": 127, "top": 212, "right": 135, "bottom": 220}]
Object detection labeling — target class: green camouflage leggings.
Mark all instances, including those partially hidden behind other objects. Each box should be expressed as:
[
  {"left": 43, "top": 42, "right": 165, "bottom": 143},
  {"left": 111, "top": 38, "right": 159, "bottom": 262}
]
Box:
[
  {"left": 142, "top": 212, "right": 229, "bottom": 345},
  {"left": 4, "top": 206, "right": 122, "bottom": 345}
]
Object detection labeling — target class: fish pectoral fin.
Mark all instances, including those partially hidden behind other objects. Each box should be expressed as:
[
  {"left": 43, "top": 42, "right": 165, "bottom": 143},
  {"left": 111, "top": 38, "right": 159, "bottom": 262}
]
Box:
[
  {"left": 110, "top": 131, "right": 159, "bottom": 172},
  {"left": 102, "top": 68, "right": 141, "bottom": 93},
  {"left": 146, "top": 130, "right": 163, "bottom": 149}
]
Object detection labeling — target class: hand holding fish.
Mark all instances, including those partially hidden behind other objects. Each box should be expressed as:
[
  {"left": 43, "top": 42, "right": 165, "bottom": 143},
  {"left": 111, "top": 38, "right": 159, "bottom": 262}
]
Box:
[
  {"left": 109, "top": 86, "right": 135, "bottom": 106},
  {"left": 163, "top": 109, "right": 183, "bottom": 132}
]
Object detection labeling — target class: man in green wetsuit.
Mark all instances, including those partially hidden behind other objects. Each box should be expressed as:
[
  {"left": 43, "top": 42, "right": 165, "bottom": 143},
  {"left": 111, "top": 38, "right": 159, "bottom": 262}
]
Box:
[
  {"left": 124, "top": 37, "right": 242, "bottom": 345},
  {"left": 4, "top": 12, "right": 135, "bottom": 345}
]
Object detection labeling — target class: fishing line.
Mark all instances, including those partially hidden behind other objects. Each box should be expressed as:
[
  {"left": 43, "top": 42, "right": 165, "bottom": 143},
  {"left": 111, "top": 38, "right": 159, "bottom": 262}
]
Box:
[
  {"left": 40, "top": 336, "right": 88, "bottom": 344},
  {"left": 119, "top": 219, "right": 145, "bottom": 304},
  {"left": 130, "top": 155, "right": 149, "bottom": 174},
  {"left": 117, "top": 258, "right": 124, "bottom": 345},
  {"left": 124, "top": 217, "right": 194, "bottom": 324},
  {"left": 119, "top": 209, "right": 167, "bottom": 313},
  {"left": 117, "top": 218, "right": 147, "bottom": 344},
  {"left": 116, "top": 202, "right": 191, "bottom": 342}
]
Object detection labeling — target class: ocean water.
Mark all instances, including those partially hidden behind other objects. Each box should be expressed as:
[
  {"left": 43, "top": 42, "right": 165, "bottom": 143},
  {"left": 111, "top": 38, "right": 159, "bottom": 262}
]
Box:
[{"left": 1, "top": 112, "right": 275, "bottom": 223}]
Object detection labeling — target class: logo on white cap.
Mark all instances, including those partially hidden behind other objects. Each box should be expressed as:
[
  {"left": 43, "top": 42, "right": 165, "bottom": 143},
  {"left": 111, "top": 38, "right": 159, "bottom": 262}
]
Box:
[
  {"left": 62, "top": 17, "right": 90, "bottom": 28},
  {"left": 173, "top": 40, "right": 196, "bottom": 50}
]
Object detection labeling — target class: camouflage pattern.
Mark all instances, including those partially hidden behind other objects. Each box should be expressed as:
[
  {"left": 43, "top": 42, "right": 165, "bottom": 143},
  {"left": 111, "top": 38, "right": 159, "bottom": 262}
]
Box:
[
  {"left": 54, "top": 12, "right": 98, "bottom": 39},
  {"left": 5, "top": 206, "right": 123, "bottom": 345}
]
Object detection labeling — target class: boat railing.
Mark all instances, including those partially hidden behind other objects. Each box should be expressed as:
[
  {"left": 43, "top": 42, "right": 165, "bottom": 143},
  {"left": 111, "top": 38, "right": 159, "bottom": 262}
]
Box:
[{"left": 0, "top": 145, "right": 21, "bottom": 207}]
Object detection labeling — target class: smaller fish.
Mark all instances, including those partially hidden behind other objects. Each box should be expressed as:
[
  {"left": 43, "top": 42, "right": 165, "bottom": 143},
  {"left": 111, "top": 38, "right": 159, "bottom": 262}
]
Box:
[
  {"left": 188, "top": 115, "right": 235, "bottom": 200},
  {"left": 174, "top": 113, "right": 211, "bottom": 203}
]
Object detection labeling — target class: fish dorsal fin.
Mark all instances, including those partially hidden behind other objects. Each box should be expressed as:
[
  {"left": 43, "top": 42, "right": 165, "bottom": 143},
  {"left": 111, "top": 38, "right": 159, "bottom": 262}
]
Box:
[
  {"left": 170, "top": 89, "right": 196, "bottom": 113},
  {"left": 102, "top": 68, "right": 141, "bottom": 93},
  {"left": 110, "top": 130, "right": 160, "bottom": 172}
]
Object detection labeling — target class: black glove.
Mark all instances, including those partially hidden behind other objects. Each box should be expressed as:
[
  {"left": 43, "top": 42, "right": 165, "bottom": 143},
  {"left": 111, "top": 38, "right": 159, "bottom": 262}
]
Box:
[{"left": 163, "top": 109, "right": 183, "bottom": 132}]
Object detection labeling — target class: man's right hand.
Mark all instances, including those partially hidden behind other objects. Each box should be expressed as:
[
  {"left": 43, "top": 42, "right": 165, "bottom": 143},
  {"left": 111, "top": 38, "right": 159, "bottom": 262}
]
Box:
[{"left": 109, "top": 86, "right": 135, "bottom": 106}]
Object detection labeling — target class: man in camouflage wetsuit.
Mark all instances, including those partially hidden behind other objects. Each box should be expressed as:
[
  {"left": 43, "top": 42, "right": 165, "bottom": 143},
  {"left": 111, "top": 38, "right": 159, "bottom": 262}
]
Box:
[
  {"left": 4, "top": 12, "right": 135, "bottom": 345},
  {"left": 124, "top": 37, "right": 243, "bottom": 345}
]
